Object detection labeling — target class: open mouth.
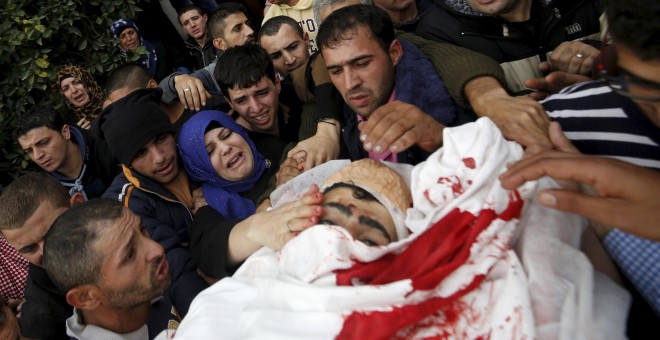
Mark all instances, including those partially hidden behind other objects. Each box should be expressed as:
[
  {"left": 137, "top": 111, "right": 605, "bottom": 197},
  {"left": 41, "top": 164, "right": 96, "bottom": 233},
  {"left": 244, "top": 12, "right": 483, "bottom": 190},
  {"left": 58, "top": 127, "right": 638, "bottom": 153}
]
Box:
[
  {"left": 227, "top": 152, "right": 243, "bottom": 169},
  {"left": 156, "top": 161, "right": 173, "bottom": 176},
  {"left": 251, "top": 112, "right": 270, "bottom": 125}
]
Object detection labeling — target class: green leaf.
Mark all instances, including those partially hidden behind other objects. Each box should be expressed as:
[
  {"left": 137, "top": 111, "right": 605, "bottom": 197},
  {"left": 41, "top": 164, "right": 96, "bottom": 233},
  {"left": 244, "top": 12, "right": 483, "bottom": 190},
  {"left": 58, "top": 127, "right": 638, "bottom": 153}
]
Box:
[{"left": 35, "top": 58, "right": 48, "bottom": 68}]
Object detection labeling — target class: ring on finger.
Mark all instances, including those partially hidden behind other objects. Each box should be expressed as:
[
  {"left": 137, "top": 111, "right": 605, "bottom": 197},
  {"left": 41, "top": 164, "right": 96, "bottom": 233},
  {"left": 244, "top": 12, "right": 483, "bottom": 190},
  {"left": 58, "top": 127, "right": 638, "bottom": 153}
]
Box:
[
  {"left": 575, "top": 52, "right": 584, "bottom": 60},
  {"left": 184, "top": 88, "right": 191, "bottom": 92},
  {"left": 286, "top": 219, "right": 294, "bottom": 233}
]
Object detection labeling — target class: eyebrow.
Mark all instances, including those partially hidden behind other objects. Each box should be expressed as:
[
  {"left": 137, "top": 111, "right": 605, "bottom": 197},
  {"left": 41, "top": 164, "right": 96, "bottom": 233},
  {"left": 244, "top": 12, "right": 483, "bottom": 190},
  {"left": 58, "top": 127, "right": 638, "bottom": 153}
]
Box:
[
  {"left": 326, "top": 54, "right": 372, "bottom": 70},
  {"left": 322, "top": 202, "right": 392, "bottom": 242},
  {"left": 119, "top": 230, "right": 136, "bottom": 266}
]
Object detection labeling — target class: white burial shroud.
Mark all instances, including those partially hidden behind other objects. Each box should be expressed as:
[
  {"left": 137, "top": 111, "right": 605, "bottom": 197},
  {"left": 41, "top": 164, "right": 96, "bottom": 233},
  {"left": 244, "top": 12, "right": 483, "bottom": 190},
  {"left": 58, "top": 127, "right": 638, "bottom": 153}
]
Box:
[{"left": 163, "top": 118, "right": 629, "bottom": 340}]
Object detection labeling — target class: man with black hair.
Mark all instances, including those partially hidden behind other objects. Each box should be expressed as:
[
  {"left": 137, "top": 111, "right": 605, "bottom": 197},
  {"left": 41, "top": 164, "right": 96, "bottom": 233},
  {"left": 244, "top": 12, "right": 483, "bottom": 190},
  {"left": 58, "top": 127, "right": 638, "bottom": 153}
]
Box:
[
  {"left": 99, "top": 88, "right": 208, "bottom": 318},
  {"left": 15, "top": 107, "right": 118, "bottom": 200},
  {"left": 537, "top": 0, "right": 660, "bottom": 328},
  {"left": 160, "top": 2, "right": 255, "bottom": 108},
  {"left": 318, "top": 5, "right": 456, "bottom": 165},
  {"left": 43, "top": 199, "right": 179, "bottom": 339},
  {"left": 215, "top": 44, "right": 303, "bottom": 143},
  {"left": 0, "top": 173, "right": 83, "bottom": 339},
  {"left": 178, "top": 4, "right": 217, "bottom": 72}
]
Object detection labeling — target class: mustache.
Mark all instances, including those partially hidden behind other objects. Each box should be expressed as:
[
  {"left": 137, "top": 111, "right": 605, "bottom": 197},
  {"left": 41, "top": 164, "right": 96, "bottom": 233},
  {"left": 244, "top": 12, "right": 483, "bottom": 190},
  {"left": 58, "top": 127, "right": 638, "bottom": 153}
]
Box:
[{"left": 345, "top": 86, "right": 370, "bottom": 98}]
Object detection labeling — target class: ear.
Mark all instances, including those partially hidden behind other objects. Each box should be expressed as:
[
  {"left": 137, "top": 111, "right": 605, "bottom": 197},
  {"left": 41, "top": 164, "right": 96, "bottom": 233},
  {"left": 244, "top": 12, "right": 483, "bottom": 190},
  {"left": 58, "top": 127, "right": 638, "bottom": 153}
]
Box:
[
  {"left": 303, "top": 32, "right": 311, "bottom": 49},
  {"left": 389, "top": 39, "right": 403, "bottom": 67},
  {"left": 274, "top": 76, "right": 281, "bottom": 95},
  {"left": 69, "top": 192, "right": 86, "bottom": 207},
  {"left": 213, "top": 38, "right": 227, "bottom": 52},
  {"left": 66, "top": 285, "right": 103, "bottom": 311},
  {"left": 146, "top": 79, "right": 159, "bottom": 88},
  {"left": 61, "top": 124, "right": 71, "bottom": 140}
]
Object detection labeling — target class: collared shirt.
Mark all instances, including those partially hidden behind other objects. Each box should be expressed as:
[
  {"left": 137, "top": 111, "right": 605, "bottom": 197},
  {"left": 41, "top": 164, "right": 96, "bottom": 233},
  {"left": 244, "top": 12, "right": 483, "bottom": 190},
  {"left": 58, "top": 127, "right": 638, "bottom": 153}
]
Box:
[{"left": 66, "top": 308, "right": 149, "bottom": 340}]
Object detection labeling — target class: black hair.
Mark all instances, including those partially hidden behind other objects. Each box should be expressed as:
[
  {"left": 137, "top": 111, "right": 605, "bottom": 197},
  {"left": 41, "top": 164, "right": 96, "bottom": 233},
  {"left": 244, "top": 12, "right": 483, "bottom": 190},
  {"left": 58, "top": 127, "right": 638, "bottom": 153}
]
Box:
[
  {"left": 104, "top": 63, "right": 152, "bottom": 96},
  {"left": 258, "top": 15, "right": 304, "bottom": 43},
  {"left": 323, "top": 182, "right": 378, "bottom": 202},
  {"left": 607, "top": 0, "right": 660, "bottom": 60},
  {"left": 178, "top": 4, "right": 205, "bottom": 23},
  {"left": 215, "top": 44, "right": 276, "bottom": 98},
  {"left": 43, "top": 199, "right": 123, "bottom": 292},
  {"left": 317, "top": 5, "right": 394, "bottom": 53},
  {"left": 13, "top": 106, "right": 66, "bottom": 140},
  {"left": 208, "top": 2, "right": 249, "bottom": 40}
]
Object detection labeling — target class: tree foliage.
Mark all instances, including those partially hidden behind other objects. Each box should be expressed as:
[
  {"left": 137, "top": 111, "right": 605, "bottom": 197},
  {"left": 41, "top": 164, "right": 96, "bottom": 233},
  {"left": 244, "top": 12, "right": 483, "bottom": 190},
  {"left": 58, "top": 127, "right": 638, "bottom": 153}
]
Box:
[{"left": 0, "top": 0, "right": 142, "bottom": 187}]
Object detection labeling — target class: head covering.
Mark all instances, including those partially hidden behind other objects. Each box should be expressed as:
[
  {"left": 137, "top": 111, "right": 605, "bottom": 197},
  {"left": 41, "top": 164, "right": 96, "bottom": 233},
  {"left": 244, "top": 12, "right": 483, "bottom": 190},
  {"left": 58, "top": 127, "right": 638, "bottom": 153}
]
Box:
[
  {"left": 178, "top": 110, "right": 267, "bottom": 220},
  {"left": 54, "top": 65, "right": 104, "bottom": 121},
  {"left": 110, "top": 18, "right": 158, "bottom": 77},
  {"left": 97, "top": 88, "right": 174, "bottom": 165},
  {"left": 322, "top": 159, "right": 412, "bottom": 240}
]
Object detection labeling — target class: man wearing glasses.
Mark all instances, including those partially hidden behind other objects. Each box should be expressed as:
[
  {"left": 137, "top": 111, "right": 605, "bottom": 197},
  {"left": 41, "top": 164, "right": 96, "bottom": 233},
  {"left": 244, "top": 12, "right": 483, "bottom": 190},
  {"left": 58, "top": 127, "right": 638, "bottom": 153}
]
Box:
[{"left": 539, "top": 0, "right": 660, "bottom": 332}]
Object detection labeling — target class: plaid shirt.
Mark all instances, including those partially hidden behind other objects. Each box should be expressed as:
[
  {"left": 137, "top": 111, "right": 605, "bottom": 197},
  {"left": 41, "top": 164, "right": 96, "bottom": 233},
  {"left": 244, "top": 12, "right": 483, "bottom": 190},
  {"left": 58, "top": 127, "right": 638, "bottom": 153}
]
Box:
[{"left": 0, "top": 234, "right": 29, "bottom": 305}]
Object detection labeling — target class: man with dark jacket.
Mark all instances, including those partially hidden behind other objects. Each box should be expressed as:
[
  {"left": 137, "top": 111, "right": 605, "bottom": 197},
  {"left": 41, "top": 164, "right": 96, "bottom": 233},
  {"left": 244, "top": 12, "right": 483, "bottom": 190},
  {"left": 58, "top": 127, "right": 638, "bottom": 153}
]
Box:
[
  {"left": 15, "top": 107, "right": 119, "bottom": 200},
  {"left": 0, "top": 173, "right": 83, "bottom": 339},
  {"left": 416, "top": 0, "right": 606, "bottom": 94},
  {"left": 99, "top": 88, "right": 208, "bottom": 317},
  {"left": 178, "top": 4, "right": 217, "bottom": 71}
]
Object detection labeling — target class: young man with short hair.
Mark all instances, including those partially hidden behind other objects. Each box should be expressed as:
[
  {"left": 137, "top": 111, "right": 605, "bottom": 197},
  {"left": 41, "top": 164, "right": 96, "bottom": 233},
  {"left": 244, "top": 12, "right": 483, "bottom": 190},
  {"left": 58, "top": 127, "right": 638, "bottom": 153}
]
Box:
[
  {"left": 15, "top": 108, "right": 119, "bottom": 200},
  {"left": 216, "top": 44, "right": 303, "bottom": 143},
  {"left": 43, "top": 199, "right": 178, "bottom": 339},
  {"left": 318, "top": 5, "right": 456, "bottom": 164},
  {"left": 262, "top": 0, "right": 319, "bottom": 54},
  {"left": 99, "top": 88, "right": 208, "bottom": 317},
  {"left": 178, "top": 4, "right": 217, "bottom": 71},
  {"left": 160, "top": 2, "right": 255, "bottom": 106},
  {"left": 0, "top": 173, "right": 83, "bottom": 339}
]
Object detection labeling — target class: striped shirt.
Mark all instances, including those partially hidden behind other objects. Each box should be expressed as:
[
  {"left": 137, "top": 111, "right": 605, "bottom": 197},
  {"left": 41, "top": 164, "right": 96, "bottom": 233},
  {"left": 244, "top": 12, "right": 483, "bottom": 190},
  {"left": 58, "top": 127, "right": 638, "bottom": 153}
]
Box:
[{"left": 542, "top": 80, "right": 660, "bottom": 315}]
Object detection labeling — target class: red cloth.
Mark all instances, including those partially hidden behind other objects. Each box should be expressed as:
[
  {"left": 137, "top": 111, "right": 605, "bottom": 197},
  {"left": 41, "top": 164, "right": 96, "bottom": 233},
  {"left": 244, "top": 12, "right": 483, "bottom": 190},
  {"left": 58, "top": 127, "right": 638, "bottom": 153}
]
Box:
[
  {"left": 0, "top": 234, "right": 29, "bottom": 305},
  {"left": 335, "top": 192, "right": 523, "bottom": 339}
]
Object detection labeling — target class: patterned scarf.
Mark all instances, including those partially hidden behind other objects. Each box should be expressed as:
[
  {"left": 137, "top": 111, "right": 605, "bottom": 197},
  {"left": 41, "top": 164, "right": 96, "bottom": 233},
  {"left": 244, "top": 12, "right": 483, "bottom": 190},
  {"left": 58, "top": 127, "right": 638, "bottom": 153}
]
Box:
[
  {"left": 55, "top": 65, "right": 104, "bottom": 121},
  {"left": 110, "top": 18, "right": 158, "bottom": 77}
]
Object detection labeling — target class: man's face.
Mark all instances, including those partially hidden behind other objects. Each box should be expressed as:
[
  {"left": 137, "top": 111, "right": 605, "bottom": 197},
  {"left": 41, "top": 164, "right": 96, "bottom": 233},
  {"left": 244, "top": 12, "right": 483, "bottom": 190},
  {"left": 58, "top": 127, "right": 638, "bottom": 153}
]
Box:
[
  {"left": 615, "top": 44, "right": 660, "bottom": 127},
  {"left": 130, "top": 133, "right": 180, "bottom": 184},
  {"left": 96, "top": 209, "right": 170, "bottom": 308},
  {"left": 2, "top": 200, "right": 68, "bottom": 266},
  {"left": 465, "top": 0, "right": 522, "bottom": 18},
  {"left": 119, "top": 27, "right": 139, "bottom": 51},
  {"left": 215, "top": 13, "right": 255, "bottom": 51},
  {"left": 18, "top": 126, "right": 72, "bottom": 174},
  {"left": 259, "top": 24, "right": 310, "bottom": 77},
  {"left": 60, "top": 77, "right": 90, "bottom": 108},
  {"left": 226, "top": 76, "right": 281, "bottom": 135},
  {"left": 322, "top": 26, "right": 398, "bottom": 117},
  {"left": 204, "top": 126, "right": 255, "bottom": 182},
  {"left": 180, "top": 9, "right": 208, "bottom": 40},
  {"left": 320, "top": 184, "right": 397, "bottom": 246}
]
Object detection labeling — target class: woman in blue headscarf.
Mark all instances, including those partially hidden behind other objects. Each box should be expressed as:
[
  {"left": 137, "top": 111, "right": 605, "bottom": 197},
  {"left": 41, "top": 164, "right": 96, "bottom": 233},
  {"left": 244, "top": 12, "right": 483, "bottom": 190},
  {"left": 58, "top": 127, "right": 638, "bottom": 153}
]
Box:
[
  {"left": 179, "top": 110, "right": 323, "bottom": 282},
  {"left": 110, "top": 18, "right": 188, "bottom": 82}
]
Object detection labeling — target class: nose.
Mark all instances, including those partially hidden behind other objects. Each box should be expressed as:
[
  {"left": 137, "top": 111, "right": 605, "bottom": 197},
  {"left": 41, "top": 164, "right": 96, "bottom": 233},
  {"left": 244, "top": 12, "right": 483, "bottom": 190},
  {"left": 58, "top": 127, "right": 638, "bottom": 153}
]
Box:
[
  {"left": 248, "top": 96, "right": 262, "bottom": 113},
  {"left": 344, "top": 69, "right": 361, "bottom": 91},
  {"left": 150, "top": 147, "right": 166, "bottom": 165},
  {"left": 245, "top": 25, "right": 254, "bottom": 37},
  {"left": 283, "top": 51, "right": 295, "bottom": 66},
  {"left": 145, "top": 237, "right": 165, "bottom": 263}
]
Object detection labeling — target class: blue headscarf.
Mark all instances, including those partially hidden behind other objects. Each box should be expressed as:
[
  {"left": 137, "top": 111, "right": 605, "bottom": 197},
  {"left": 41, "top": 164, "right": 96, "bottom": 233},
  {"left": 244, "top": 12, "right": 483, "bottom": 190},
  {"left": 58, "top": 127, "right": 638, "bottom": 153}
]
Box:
[
  {"left": 110, "top": 18, "right": 158, "bottom": 77},
  {"left": 178, "top": 110, "right": 267, "bottom": 219}
]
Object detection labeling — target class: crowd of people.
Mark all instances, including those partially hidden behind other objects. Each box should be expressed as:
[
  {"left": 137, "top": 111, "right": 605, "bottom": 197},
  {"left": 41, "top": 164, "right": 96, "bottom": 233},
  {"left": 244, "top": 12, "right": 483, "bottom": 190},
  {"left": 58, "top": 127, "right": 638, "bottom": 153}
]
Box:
[{"left": 0, "top": 0, "right": 658, "bottom": 338}]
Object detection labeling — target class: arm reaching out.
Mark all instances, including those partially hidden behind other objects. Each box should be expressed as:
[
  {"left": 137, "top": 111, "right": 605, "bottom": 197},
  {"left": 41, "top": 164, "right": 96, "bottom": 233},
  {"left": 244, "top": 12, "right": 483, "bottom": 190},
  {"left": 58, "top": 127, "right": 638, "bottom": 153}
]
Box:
[{"left": 500, "top": 151, "right": 660, "bottom": 241}]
